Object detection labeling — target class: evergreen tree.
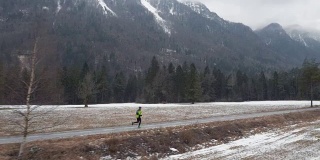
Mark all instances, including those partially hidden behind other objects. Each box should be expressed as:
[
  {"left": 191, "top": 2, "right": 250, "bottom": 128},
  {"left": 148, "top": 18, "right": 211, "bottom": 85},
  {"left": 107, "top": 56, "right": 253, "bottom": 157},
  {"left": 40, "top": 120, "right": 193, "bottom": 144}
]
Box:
[
  {"left": 0, "top": 63, "right": 4, "bottom": 104},
  {"left": 174, "top": 65, "right": 186, "bottom": 102},
  {"left": 153, "top": 66, "right": 168, "bottom": 103},
  {"left": 144, "top": 57, "right": 160, "bottom": 103},
  {"left": 61, "top": 67, "right": 81, "bottom": 104},
  {"left": 168, "top": 63, "right": 175, "bottom": 74},
  {"left": 212, "top": 68, "right": 226, "bottom": 100},
  {"left": 95, "top": 65, "right": 110, "bottom": 103},
  {"left": 235, "top": 70, "right": 249, "bottom": 101},
  {"left": 166, "top": 63, "right": 176, "bottom": 102},
  {"left": 258, "top": 71, "right": 268, "bottom": 100},
  {"left": 248, "top": 78, "right": 258, "bottom": 101},
  {"left": 80, "top": 62, "right": 90, "bottom": 80},
  {"left": 271, "top": 71, "right": 279, "bottom": 100},
  {"left": 300, "top": 59, "right": 320, "bottom": 107},
  {"left": 201, "top": 66, "right": 215, "bottom": 102},
  {"left": 145, "top": 56, "right": 160, "bottom": 85},
  {"left": 113, "top": 72, "right": 126, "bottom": 103},
  {"left": 186, "top": 63, "right": 202, "bottom": 104},
  {"left": 125, "top": 74, "right": 138, "bottom": 102}
]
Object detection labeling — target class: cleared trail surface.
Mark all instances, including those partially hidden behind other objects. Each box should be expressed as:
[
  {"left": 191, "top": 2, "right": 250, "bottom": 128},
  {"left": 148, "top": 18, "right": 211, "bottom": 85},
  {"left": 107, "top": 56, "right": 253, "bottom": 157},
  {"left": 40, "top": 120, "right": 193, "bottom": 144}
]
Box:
[{"left": 1, "top": 107, "right": 319, "bottom": 145}]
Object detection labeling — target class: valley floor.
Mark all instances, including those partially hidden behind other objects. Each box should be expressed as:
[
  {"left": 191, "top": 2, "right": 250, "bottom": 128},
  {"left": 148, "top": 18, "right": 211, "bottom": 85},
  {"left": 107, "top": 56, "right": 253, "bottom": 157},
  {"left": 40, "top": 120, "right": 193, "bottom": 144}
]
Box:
[
  {"left": 0, "top": 101, "right": 320, "bottom": 160},
  {"left": 0, "top": 101, "right": 319, "bottom": 136}
]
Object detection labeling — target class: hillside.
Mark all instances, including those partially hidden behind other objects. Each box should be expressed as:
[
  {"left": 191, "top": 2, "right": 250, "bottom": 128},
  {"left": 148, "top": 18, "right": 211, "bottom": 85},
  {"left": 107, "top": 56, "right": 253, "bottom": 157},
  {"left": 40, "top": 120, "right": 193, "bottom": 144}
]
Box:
[{"left": 1, "top": 0, "right": 319, "bottom": 73}]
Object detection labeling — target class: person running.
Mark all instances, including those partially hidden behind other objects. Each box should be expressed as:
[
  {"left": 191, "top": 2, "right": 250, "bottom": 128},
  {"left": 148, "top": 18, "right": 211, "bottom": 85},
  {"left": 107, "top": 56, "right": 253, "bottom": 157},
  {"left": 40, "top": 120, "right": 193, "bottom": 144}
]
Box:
[{"left": 132, "top": 106, "right": 142, "bottom": 128}]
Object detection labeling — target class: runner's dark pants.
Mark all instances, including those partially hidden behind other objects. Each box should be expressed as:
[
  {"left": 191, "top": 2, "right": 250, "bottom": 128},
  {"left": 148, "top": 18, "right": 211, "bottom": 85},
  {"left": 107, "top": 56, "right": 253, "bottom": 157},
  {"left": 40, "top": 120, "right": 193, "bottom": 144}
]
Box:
[{"left": 133, "top": 117, "right": 141, "bottom": 126}]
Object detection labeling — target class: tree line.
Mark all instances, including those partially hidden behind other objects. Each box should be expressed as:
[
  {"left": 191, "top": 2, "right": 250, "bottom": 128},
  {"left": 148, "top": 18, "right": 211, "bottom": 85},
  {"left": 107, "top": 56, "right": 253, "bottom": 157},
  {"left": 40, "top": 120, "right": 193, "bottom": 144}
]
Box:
[{"left": 1, "top": 57, "right": 319, "bottom": 106}]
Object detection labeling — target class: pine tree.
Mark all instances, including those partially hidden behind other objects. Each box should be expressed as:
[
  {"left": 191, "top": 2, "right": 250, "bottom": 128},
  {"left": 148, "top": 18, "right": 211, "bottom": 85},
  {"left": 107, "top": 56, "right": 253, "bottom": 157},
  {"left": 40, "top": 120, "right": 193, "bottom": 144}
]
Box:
[
  {"left": 258, "top": 71, "right": 268, "bottom": 100},
  {"left": 125, "top": 74, "right": 138, "bottom": 102},
  {"left": 235, "top": 70, "right": 249, "bottom": 101},
  {"left": 212, "top": 68, "right": 226, "bottom": 100},
  {"left": 153, "top": 66, "right": 168, "bottom": 103},
  {"left": 201, "top": 66, "right": 215, "bottom": 102},
  {"left": 144, "top": 57, "right": 160, "bottom": 103},
  {"left": 300, "top": 59, "right": 320, "bottom": 107},
  {"left": 113, "top": 72, "right": 126, "bottom": 103},
  {"left": 166, "top": 63, "right": 176, "bottom": 102},
  {"left": 95, "top": 65, "right": 110, "bottom": 103},
  {"left": 0, "top": 63, "right": 5, "bottom": 104},
  {"left": 61, "top": 67, "right": 81, "bottom": 104},
  {"left": 186, "top": 63, "right": 202, "bottom": 104},
  {"left": 145, "top": 56, "right": 160, "bottom": 85},
  {"left": 174, "top": 65, "right": 186, "bottom": 102},
  {"left": 271, "top": 71, "right": 279, "bottom": 100}
]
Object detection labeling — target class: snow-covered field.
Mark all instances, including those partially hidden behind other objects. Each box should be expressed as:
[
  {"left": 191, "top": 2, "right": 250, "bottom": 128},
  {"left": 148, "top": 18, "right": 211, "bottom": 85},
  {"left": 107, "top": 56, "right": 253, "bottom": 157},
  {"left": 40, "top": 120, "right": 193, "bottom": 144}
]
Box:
[
  {"left": 164, "top": 120, "right": 320, "bottom": 160},
  {"left": 0, "top": 101, "right": 318, "bottom": 136}
]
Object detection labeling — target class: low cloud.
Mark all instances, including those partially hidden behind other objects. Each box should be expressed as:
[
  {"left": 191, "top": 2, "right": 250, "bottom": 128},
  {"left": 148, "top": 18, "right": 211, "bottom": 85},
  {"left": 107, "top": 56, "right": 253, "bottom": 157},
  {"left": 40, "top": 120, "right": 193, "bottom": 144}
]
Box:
[{"left": 193, "top": 0, "right": 320, "bottom": 30}]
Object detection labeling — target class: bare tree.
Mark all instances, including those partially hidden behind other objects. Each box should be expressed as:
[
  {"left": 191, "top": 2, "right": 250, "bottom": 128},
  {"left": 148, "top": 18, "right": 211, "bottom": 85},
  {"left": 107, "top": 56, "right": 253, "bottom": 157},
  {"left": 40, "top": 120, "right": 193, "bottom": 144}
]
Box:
[
  {"left": 18, "top": 37, "right": 39, "bottom": 157},
  {"left": 4, "top": 37, "right": 66, "bottom": 158}
]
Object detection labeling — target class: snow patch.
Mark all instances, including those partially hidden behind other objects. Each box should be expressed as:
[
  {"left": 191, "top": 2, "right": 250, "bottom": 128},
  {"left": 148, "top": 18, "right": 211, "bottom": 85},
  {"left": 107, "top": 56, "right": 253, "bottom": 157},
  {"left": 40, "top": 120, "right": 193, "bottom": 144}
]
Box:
[
  {"left": 141, "top": 0, "right": 171, "bottom": 35},
  {"left": 42, "top": 6, "right": 49, "bottom": 11},
  {"left": 170, "top": 148, "right": 179, "bottom": 152},
  {"left": 97, "top": 0, "right": 117, "bottom": 17},
  {"left": 99, "top": 155, "right": 112, "bottom": 160},
  {"left": 169, "top": 4, "right": 175, "bottom": 15},
  {"left": 183, "top": 1, "right": 203, "bottom": 15},
  {"left": 56, "top": 0, "right": 62, "bottom": 13},
  {"left": 299, "top": 34, "right": 309, "bottom": 47},
  {"left": 266, "top": 39, "right": 272, "bottom": 45},
  {"left": 164, "top": 126, "right": 320, "bottom": 160}
]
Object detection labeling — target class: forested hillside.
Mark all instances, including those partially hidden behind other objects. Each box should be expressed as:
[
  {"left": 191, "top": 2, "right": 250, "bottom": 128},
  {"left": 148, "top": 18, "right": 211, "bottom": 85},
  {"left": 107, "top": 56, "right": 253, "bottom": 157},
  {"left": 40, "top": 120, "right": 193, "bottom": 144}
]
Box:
[{"left": 0, "top": 0, "right": 320, "bottom": 105}]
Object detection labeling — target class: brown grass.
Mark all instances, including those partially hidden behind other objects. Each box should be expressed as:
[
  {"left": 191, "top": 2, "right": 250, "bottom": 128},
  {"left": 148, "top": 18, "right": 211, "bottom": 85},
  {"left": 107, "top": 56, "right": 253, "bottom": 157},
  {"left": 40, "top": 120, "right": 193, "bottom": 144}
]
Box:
[{"left": 1, "top": 110, "right": 319, "bottom": 160}]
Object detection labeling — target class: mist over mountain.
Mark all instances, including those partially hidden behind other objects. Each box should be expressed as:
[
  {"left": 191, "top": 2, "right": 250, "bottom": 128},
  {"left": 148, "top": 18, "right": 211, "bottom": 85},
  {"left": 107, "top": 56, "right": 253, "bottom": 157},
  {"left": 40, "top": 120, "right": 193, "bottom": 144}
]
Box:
[
  {"left": 255, "top": 23, "right": 320, "bottom": 66},
  {"left": 284, "top": 25, "right": 320, "bottom": 54},
  {"left": 0, "top": 0, "right": 320, "bottom": 74}
]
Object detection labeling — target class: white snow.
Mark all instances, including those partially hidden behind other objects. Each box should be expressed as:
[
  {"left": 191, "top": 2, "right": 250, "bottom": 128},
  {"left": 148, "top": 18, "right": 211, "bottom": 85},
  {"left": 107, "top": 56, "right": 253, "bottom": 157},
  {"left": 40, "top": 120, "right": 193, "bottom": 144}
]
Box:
[
  {"left": 2, "top": 100, "right": 317, "bottom": 110},
  {"left": 170, "top": 148, "right": 179, "bottom": 152},
  {"left": 266, "top": 39, "right": 272, "bottom": 45},
  {"left": 169, "top": 4, "right": 175, "bottom": 15},
  {"left": 141, "top": 0, "right": 171, "bottom": 34},
  {"left": 42, "top": 6, "right": 49, "bottom": 11},
  {"left": 299, "top": 34, "right": 309, "bottom": 47},
  {"left": 183, "top": 1, "right": 203, "bottom": 15},
  {"left": 96, "top": 0, "right": 117, "bottom": 16},
  {"left": 56, "top": 0, "right": 62, "bottom": 13},
  {"left": 163, "top": 121, "right": 320, "bottom": 160}
]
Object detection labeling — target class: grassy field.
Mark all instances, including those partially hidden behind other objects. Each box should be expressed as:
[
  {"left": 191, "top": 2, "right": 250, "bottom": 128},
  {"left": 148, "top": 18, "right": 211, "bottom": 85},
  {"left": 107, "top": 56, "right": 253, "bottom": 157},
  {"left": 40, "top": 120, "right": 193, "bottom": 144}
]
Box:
[{"left": 0, "top": 109, "right": 319, "bottom": 160}]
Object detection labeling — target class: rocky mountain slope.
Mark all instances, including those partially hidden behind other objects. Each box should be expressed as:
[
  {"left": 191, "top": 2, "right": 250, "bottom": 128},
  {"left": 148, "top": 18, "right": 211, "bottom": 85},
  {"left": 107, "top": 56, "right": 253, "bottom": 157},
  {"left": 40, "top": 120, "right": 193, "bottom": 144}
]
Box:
[{"left": 0, "top": 0, "right": 319, "bottom": 73}]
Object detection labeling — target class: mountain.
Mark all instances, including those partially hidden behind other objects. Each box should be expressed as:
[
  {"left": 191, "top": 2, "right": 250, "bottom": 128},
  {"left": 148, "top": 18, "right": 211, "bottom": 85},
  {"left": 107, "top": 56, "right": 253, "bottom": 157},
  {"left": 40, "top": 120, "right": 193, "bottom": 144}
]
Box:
[
  {"left": 0, "top": 0, "right": 318, "bottom": 74},
  {"left": 284, "top": 25, "right": 320, "bottom": 54},
  {"left": 255, "top": 23, "right": 320, "bottom": 66}
]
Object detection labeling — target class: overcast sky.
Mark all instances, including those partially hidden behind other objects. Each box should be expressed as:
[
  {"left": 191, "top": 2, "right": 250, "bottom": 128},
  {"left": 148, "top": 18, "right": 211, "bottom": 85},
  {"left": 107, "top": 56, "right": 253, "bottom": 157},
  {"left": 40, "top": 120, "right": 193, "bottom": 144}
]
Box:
[{"left": 195, "top": 0, "right": 320, "bottom": 31}]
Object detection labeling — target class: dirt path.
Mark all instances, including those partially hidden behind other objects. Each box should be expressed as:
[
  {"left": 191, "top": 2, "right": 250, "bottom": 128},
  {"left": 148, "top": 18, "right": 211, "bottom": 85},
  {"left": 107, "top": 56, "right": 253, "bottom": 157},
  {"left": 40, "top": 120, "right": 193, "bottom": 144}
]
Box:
[{"left": 1, "top": 107, "right": 319, "bottom": 145}]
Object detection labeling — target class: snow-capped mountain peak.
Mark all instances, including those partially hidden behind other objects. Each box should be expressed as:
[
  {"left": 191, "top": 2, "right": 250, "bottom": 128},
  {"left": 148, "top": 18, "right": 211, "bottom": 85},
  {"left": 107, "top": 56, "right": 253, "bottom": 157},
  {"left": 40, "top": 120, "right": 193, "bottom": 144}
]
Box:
[
  {"left": 182, "top": 1, "right": 207, "bottom": 15},
  {"left": 180, "top": 1, "right": 227, "bottom": 26}
]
